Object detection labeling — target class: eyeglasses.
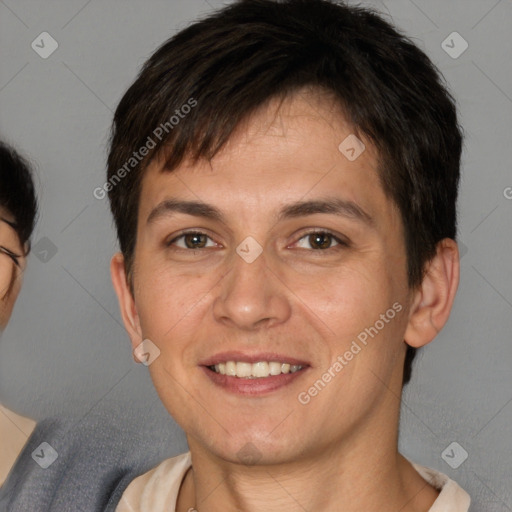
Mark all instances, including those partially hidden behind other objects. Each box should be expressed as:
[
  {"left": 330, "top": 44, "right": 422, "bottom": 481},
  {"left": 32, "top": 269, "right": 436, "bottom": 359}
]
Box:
[{"left": 0, "top": 217, "right": 23, "bottom": 268}]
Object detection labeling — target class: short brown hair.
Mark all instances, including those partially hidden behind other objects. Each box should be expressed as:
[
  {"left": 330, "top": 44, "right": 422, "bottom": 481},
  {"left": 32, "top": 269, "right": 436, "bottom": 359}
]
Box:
[{"left": 107, "top": 0, "right": 463, "bottom": 385}]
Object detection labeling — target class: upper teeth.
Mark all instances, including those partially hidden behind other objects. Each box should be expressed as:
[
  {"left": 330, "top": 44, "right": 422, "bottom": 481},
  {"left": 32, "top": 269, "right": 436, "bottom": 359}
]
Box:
[{"left": 211, "top": 361, "right": 303, "bottom": 378}]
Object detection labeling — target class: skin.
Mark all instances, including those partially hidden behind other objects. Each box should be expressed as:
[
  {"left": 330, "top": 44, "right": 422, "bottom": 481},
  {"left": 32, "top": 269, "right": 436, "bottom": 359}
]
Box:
[
  {"left": 0, "top": 207, "right": 25, "bottom": 329},
  {"left": 0, "top": 206, "right": 35, "bottom": 487},
  {"left": 112, "top": 88, "right": 460, "bottom": 512}
]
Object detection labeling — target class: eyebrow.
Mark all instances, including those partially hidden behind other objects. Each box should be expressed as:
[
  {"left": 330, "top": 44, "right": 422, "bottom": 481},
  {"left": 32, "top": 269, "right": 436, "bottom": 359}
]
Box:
[{"left": 146, "top": 197, "right": 374, "bottom": 227}]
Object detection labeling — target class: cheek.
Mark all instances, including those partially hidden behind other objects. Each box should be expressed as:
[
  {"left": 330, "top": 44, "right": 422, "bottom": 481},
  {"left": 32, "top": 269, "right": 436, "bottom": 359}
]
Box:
[
  {"left": 135, "top": 270, "right": 210, "bottom": 426},
  {"left": 0, "top": 261, "right": 13, "bottom": 297},
  {"left": 135, "top": 264, "right": 209, "bottom": 349},
  {"left": 299, "top": 261, "right": 395, "bottom": 331},
  {"left": 0, "top": 277, "right": 21, "bottom": 328},
  {"left": 297, "top": 259, "right": 407, "bottom": 382}
]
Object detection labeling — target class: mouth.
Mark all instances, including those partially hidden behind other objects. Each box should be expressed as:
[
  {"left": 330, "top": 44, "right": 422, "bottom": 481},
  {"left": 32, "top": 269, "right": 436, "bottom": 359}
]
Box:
[
  {"left": 200, "top": 352, "right": 310, "bottom": 395},
  {"left": 207, "top": 361, "right": 304, "bottom": 378}
]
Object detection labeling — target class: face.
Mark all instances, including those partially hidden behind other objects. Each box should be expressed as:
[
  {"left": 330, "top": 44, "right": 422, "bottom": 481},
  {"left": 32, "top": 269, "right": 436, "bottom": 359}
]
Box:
[
  {"left": 114, "top": 89, "right": 418, "bottom": 465},
  {"left": 0, "top": 208, "right": 24, "bottom": 331}
]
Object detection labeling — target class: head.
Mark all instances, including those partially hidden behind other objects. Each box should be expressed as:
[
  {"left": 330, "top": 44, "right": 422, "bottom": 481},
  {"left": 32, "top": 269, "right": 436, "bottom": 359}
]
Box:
[
  {"left": 0, "top": 142, "right": 38, "bottom": 331},
  {"left": 109, "top": 0, "right": 462, "bottom": 464}
]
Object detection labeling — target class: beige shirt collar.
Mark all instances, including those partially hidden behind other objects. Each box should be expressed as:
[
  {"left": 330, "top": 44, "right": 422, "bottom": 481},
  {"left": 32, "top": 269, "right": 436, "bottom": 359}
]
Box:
[{"left": 117, "top": 451, "right": 471, "bottom": 511}]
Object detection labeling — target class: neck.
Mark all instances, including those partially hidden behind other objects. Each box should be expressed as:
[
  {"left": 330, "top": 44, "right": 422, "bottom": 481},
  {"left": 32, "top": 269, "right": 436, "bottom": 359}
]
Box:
[{"left": 177, "top": 390, "right": 439, "bottom": 512}]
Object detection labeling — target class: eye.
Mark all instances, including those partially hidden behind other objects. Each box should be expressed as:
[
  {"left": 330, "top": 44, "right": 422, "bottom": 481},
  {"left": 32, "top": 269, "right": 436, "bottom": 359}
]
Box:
[
  {"left": 166, "top": 231, "right": 218, "bottom": 250},
  {"left": 294, "top": 230, "right": 348, "bottom": 251},
  {"left": 0, "top": 246, "right": 21, "bottom": 267}
]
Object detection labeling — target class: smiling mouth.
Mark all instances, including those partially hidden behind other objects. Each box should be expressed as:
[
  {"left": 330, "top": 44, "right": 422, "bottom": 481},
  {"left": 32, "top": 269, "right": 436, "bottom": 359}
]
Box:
[{"left": 207, "top": 361, "right": 305, "bottom": 379}]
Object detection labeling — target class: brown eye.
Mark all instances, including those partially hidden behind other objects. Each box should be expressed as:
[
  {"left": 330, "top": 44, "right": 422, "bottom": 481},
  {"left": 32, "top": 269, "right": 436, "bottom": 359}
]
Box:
[
  {"left": 166, "top": 231, "right": 216, "bottom": 250},
  {"left": 183, "top": 233, "right": 208, "bottom": 249},
  {"left": 295, "top": 231, "right": 347, "bottom": 251},
  {"left": 308, "top": 233, "right": 332, "bottom": 249}
]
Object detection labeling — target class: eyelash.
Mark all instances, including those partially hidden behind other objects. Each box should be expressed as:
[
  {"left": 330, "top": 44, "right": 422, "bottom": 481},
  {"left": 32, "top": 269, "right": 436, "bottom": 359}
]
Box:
[
  {"left": 0, "top": 246, "right": 21, "bottom": 267},
  {"left": 165, "top": 230, "right": 349, "bottom": 252}
]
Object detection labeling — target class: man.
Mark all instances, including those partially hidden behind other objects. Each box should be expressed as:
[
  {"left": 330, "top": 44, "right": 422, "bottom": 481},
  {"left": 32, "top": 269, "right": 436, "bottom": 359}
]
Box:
[
  {"left": 109, "top": 0, "right": 470, "bottom": 510},
  {"left": 0, "top": 141, "right": 38, "bottom": 487}
]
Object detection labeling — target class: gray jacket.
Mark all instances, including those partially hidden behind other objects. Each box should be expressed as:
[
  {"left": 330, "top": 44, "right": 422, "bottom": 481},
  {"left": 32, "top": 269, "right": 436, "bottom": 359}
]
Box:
[{"left": 0, "top": 412, "right": 182, "bottom": 511}]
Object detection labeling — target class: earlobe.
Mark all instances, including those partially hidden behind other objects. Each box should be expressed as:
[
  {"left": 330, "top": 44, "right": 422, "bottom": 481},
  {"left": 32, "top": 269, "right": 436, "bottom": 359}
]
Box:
[
  {"left": 404, "top": 238, "right": 460, "bottom": 349},
  {"left": 110, "top": 253, "right": 143, "bottom": 359}
]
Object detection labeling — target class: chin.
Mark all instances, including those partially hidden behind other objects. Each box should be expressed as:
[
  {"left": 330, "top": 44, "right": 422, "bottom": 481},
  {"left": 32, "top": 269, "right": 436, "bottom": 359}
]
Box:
[{"left": 188, "top": 421, "right": 308, "bottom": 467}]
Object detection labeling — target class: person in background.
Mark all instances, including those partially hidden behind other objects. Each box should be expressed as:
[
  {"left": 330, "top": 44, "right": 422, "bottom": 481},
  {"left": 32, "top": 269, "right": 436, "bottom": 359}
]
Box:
[
  {"left": 0, "top": 140, "right": 38, "bottom": 487},
  {"left": 0, "top": 139, "right": 186, "bottom": 511}
]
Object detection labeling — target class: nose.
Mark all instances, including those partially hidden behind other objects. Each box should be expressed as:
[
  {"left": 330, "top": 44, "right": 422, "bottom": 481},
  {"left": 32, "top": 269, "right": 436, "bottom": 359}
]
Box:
[{"left": 212, "top": 246, "right": 291, "bottom": 331}]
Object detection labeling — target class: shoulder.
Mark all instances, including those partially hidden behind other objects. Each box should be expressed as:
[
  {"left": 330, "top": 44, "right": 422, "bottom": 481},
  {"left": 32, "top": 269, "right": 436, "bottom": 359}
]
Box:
[
  {"left": 0, "top": 414, "right": 179, "bottom": 512},
  {"left": 117, "top": 452, "right": 192, "bottom": 512},
  {"left": 412, "top": 462, "right": 471, "bottom": 512}
]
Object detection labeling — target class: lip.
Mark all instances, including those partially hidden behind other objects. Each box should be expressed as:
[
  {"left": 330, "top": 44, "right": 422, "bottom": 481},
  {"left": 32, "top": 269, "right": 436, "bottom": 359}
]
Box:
[
  {"left": 199, "top": 351, "right": 310, "bottom": 367},
  {"left": 199, "top": 352, "right": 311, "bottom": 396},
  {"left": 201, "top": 365, "right": 310, "bottom": 396}
]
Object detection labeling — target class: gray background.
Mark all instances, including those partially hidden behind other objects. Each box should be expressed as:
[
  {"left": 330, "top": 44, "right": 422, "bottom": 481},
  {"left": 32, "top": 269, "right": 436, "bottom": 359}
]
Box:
[{"left": 0, "top": 0, "right": 511, "bottom": 510}]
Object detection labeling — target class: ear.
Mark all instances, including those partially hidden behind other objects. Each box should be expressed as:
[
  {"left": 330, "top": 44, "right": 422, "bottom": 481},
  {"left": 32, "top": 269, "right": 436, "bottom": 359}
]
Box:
[
  {"left": 404, "top": 238, "right": 460, "bottom": 348},
  {"left": 110, "top": 252, "right": 143, "bottom": 361}
]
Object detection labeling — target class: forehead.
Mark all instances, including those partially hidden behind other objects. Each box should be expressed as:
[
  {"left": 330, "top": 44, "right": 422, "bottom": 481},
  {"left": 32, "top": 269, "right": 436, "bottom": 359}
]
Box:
[
  {"left": 0, "top": 202, "right": 22, "bottom": 245},
  {"left": 0, "top": 217, "right": 19, "bottom": 246},
  {"left": 138, "top": 88, "right": 395, "bottom": 228},
  {"left": 0, "top": 206, "right": 15, "bottom": 224}
]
